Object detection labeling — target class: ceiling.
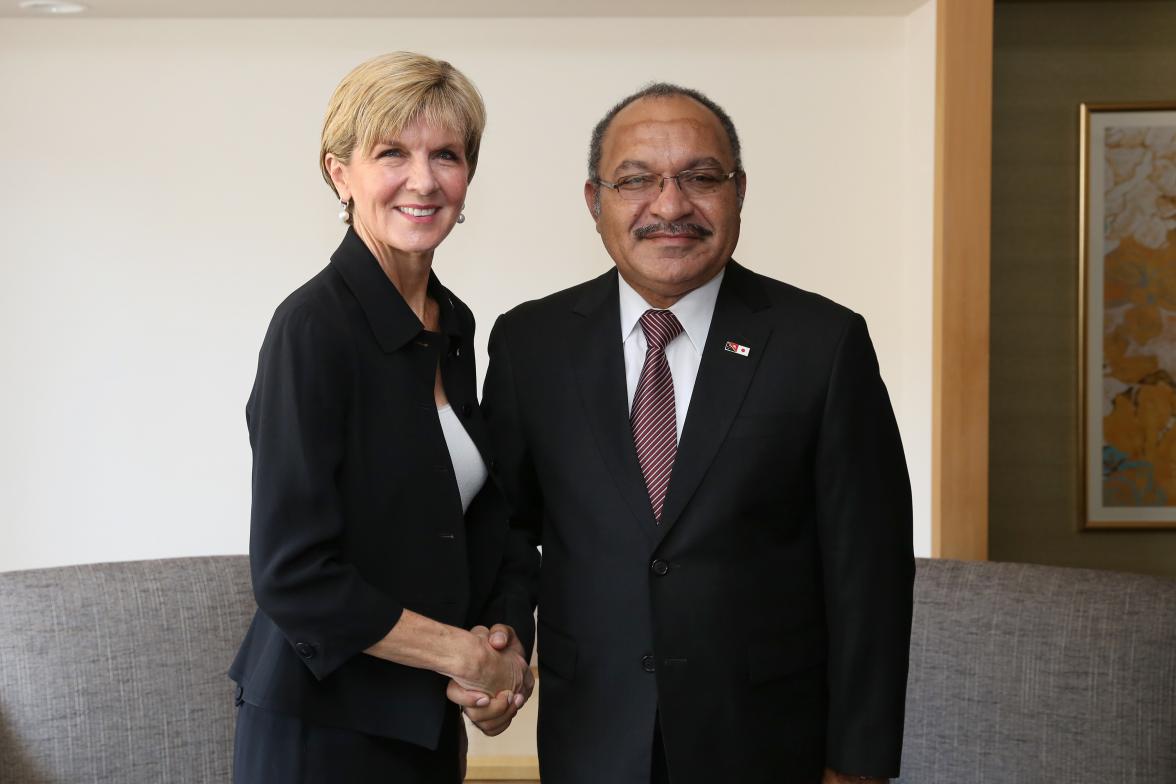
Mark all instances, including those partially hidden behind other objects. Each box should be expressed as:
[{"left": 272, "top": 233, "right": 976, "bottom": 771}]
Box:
[{"left": 1, "top": 0, "right": 931, "bottom": 19}]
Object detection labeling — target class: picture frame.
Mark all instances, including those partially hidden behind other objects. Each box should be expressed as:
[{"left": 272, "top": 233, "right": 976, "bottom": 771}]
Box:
[{"left": 1080, "top": 102, "right": 1176, "bottom": 529}]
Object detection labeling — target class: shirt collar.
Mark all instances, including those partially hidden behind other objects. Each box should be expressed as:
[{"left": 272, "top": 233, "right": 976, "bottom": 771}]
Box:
[
  {"left": 618, "top": 266, "right": 725, "bottom": 354},
  {"left": 330, "top": 227, "right": 462, "bottom": 353}
]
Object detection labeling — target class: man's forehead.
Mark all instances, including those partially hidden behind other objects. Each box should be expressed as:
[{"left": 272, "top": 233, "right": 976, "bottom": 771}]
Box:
[
  {"left": 602, "top": 96, "right": 730, "bottom": 163},
  {"left": 617, "top": 93, "right": 710, "bottom": 121},
  {"left": 611, "top": 114, "right": 716, "bottom": 141},
  {"left": 611, "top": 96, "right": 720, "bottom": 135}
]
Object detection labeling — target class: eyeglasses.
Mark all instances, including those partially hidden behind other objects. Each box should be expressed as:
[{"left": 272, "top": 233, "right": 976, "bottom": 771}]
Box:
[{"left": 596, "top": 168, "right": 739, "bottom": 201}]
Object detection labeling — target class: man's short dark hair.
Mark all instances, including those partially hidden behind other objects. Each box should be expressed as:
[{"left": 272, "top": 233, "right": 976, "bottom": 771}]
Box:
[{"left": 587, "top": 83, "right": 743, "bottom": 182}]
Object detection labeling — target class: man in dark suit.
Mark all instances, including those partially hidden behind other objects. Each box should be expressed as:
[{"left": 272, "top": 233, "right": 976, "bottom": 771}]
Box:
[{"left": 480, "top": 84, "right": 914, "bottom": 784}]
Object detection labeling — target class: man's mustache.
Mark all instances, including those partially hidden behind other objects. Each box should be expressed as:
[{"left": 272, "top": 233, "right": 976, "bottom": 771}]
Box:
[{"left": 633, "top": 222, "right": 713, "bottom": 240}]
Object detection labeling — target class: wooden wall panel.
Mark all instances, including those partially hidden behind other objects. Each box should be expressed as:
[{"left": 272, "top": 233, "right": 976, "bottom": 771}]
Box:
[{"left": 932, "top": 0, "right": 993, "bottom": 560}]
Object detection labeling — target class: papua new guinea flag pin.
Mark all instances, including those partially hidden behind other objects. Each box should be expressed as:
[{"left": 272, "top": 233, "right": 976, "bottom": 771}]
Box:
[{"left": 724, "top": 341, "right": 751, "bottom": 357}]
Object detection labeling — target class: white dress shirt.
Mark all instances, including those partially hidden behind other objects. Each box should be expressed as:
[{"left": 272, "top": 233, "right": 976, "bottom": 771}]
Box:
[{"left": 619, "top": 268, "right": 725, "bottom": 443}]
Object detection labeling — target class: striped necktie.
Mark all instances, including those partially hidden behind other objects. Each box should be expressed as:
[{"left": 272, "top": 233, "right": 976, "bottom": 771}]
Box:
[{"left": 631, "top": 309, "right": 684, "bottom": 523}]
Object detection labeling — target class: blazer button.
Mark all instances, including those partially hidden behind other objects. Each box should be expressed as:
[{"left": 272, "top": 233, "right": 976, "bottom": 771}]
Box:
[
  {"left": 461, "top": 403, "right": 473, "bottom": 419},
  {"left": 650, "top": 559, "right": 670, "bottom": 576},
  {"left": 294, "top": 642, "right": 317, "bottom": 660},
  {"left": 641, "top": 654, "right": 656, "bottom": 673}
]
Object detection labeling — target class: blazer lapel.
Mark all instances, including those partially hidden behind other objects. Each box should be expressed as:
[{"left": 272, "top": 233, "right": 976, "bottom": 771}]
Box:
[
  {"left": 570, "top": 270, "right": 661, "bottom": 546},
  {"left": 657, "top": 261, "right": 772, "bottom": 540},
  {"left": 441, "top": 338, "right": 494, "bottom": 464},
  {"left": 432, "top": 282, "right": 494, "bottom": 463}
]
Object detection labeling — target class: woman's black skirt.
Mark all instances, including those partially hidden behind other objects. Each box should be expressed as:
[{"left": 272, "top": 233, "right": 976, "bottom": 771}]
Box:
[{"left": 233, "top": 699, "right": 462, "bottom": 783}]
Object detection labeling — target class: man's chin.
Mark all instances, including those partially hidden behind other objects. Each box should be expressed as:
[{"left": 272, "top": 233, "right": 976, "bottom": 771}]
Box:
[{"left": 633, "top": 256, "right": 721, "bottom": 285}]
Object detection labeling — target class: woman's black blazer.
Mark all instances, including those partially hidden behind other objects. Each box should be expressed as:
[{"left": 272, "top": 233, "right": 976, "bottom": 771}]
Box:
[{"left": 229, "top": 229, "right": 537, "bottom": 750}]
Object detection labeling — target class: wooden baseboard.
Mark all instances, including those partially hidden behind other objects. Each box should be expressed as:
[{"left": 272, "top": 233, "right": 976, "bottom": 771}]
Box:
[{"left": 466, "top": 754, "right": 540, "bottom": 781}]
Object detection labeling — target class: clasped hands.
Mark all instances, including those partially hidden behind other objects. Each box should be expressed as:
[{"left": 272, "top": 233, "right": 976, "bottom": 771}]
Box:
[{"left": 446, "top": 623, "right": 534, "bottom": 736}]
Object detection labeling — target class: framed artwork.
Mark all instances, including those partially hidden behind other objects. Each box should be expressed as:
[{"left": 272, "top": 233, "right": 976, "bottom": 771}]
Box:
[{"left": 1081, "top": 102, "right": 1176, "bottom": 529}]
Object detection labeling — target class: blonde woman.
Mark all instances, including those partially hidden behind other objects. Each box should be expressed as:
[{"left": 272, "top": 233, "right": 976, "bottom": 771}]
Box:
[{"left": 229, "top": 53, "right": 537, "bottom": 783}]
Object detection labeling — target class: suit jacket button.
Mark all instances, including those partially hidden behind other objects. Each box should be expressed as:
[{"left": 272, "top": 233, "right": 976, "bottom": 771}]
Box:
[
  {"left": 641, "top": 654, "right": 656, "bottom": 673},
  {"left": 651, "top": 559, "right": 670, "bottom": 576},
  {"left": 295, "top": 642, "right": 317, "bottom": 659},
  {"left": 461, "top": 403, "right": 473, "bottom": 418}
]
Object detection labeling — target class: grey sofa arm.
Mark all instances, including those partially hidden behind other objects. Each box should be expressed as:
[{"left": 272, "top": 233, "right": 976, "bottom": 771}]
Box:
[
  {"left": 0, "top": 556, "right": 253, "bottom": 783},
  {"left": 899, "top": 558, "right": 1176, "bottom": 783}
]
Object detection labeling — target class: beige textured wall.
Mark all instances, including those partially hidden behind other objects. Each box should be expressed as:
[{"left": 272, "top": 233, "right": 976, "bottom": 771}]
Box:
[{"left": 990, "top": 0, "right": 1176, "bottom": 576}]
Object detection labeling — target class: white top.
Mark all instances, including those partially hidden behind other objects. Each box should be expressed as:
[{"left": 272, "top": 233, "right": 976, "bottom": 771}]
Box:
[
  {"left": 619, "top": 268, "right": 725, "bottom": 443},
  {"left": 437, "top": 403, "right": 488, "bottom": 513}
]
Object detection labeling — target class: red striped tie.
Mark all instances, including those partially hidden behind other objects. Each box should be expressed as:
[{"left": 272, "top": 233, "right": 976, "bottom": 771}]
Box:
[{"left": 631, "top": 309, "right": 684, "bottom": 523}]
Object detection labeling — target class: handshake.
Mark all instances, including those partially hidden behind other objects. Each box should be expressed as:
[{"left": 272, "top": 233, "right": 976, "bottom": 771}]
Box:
[{"left": 445, "top": 624, "right": 534, "bottom": 737}]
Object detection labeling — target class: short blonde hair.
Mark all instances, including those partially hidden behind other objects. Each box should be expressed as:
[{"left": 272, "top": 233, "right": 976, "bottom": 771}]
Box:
[{"left": 320, "top": 52, "right": 487, "bottom": 211}]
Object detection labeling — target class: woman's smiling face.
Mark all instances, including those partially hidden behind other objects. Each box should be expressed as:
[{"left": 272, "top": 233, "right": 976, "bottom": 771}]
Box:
[{"left": 330, "top": 119, "right": 470, "bottom": 258}]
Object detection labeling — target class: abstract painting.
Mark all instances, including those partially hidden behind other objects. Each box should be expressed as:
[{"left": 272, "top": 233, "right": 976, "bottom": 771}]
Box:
[{"left": 1081, "top": 102, "right": 1176, "bottom": 528}]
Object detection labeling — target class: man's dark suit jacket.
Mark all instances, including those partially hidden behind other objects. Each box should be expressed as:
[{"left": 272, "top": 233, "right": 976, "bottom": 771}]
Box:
[
  {"left": 482, "top": 261, "right": 914, "bottom": 784},
  {"left": 228, "top": 229, "right": 536, "bottom": 750}
]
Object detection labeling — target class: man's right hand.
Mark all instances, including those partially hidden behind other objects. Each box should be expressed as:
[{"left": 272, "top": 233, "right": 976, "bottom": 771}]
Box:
[{"left": 448, "top": 684, "right": 519, "bottom": 736}]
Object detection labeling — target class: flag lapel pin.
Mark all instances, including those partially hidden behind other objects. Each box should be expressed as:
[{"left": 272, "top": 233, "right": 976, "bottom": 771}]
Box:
[{"left": 724, "top": 340, "right": 751, "bottom": 357}]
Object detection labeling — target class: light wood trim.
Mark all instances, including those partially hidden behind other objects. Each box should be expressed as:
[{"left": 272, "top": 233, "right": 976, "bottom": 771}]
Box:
[
  {"left": 932, "top": 0, "right": 992, "bottom": 559},
  {"left": 465, "top": 755, "right": 540, "bottom": 781}
]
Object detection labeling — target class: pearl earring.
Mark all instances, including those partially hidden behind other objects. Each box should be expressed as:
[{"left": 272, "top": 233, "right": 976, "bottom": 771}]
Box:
[
  {"left": 456, "top": 212, "right": 466, "bottom": 224},
  {"left": 337, "top": 199, "right": 349, "bottom": 223}
]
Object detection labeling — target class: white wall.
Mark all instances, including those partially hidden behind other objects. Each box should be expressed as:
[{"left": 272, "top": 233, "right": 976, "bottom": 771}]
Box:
[
  {"left": 901, "top": 1, "right": 936, "bottom": 559},
  {"left": 0, "top": 13, "right": 934, "bottom": 573}
]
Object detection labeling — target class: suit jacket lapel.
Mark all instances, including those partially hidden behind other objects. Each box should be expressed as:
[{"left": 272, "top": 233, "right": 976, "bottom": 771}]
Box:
[
  {"left": 657, "top": 261, "right": 772, "bottom": 541},
  {"left": 571, "top": 270, "right": 661, "bottom": 546}
]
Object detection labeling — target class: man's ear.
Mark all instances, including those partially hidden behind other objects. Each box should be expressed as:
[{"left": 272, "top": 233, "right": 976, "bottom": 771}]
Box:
[
  {"left": 736, "top": 171, "right": 747, "bottom": 212},
  {"left": 584, "top": 179, "right": 602, "bottom": 222}
]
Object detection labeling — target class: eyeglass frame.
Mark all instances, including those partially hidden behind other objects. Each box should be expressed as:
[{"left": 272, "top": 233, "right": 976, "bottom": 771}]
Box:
[{"left": 594, "top": 168, "right": 741, "bottom": 200}]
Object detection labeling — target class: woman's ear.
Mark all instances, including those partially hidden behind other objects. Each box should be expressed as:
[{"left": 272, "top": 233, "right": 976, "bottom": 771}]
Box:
[{"left": 325, "top": 153, "right": 350, "bottom": 203}]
